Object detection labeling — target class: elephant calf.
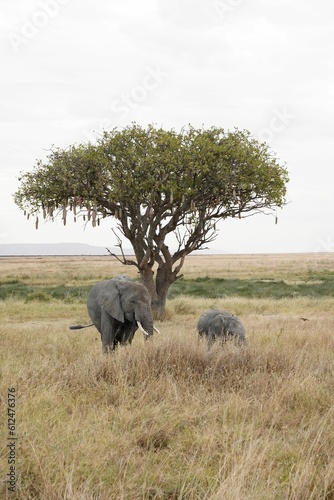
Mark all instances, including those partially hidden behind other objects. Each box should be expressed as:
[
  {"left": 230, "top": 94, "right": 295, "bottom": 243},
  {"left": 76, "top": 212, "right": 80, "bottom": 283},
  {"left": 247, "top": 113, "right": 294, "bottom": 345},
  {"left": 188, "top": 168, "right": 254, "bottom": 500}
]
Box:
[{"left": 197, "top": 309, "right": 246, "bottom": 346}]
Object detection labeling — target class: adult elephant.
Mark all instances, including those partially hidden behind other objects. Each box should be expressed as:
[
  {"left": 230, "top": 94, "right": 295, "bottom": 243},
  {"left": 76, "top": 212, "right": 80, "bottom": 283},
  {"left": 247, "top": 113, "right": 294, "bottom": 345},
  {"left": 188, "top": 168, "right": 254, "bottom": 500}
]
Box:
[
  {"left": 197, "top": 309, "right": 246, "bottom": 346},
  {"left": 70, "top": 275, "right": 155, "bottom": 353}
]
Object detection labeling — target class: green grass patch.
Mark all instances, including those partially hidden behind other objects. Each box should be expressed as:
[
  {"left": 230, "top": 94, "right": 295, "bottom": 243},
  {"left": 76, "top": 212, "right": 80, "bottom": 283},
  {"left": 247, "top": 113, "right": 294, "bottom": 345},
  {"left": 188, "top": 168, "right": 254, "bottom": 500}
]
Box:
[
  {"left": 0, "top": 282, "right": 91, "bottom": 302},
  {"left": 168, "top": 276, "right": 334, "bottom": 299},
  {"left": 0, "top": 274, "right": 333, "bottom": 302}
]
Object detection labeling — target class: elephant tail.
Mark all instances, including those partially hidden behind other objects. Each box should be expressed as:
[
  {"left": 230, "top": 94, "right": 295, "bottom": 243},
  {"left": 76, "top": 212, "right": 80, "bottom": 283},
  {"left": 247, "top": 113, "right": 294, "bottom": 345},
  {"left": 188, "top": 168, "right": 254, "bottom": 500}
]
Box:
[{"left": 69, "top": 323, "right": 94, "bottom": 330}]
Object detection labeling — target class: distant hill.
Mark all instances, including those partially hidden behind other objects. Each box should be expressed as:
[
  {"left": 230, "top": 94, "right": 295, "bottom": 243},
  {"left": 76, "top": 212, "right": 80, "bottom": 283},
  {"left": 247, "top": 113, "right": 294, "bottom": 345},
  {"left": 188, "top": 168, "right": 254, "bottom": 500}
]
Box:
[
  {"left": 0, "top": 243, "right": 129, "bottom": 256},
  {"left": 0, "top": 243, "right": 226, "bottom": 257}
]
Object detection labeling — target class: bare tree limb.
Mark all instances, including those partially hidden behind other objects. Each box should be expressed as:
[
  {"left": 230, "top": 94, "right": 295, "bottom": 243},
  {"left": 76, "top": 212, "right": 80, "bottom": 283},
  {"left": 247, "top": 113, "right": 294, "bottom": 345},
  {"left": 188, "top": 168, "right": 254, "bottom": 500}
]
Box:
[{"left": 106, "top": 229, "right": 139, "bottom": 268}]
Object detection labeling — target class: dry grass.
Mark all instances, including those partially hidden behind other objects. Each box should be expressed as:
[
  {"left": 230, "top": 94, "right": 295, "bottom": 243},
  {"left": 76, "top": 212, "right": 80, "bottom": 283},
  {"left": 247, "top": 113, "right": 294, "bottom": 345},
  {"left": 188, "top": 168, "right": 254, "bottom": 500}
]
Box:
[
  {"left": 1, "top": 252, "right": 334, "bottom": 285},
  {"left": 1, "top": 255, "right": 334, "bottom": 499}
]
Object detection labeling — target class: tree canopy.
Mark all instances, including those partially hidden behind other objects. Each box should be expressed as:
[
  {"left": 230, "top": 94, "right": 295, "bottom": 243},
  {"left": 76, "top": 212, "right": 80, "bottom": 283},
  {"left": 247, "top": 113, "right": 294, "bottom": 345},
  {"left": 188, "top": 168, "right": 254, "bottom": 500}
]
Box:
[{"left": 14, "top": 123, "right": 289, "bottom": 316}]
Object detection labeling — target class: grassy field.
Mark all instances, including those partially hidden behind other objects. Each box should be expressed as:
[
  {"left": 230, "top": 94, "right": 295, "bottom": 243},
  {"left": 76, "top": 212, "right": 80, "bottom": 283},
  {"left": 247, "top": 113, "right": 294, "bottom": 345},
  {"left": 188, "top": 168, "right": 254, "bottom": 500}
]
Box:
[{"left": 0, "top": 253, "right": 334, "bottom": 499}]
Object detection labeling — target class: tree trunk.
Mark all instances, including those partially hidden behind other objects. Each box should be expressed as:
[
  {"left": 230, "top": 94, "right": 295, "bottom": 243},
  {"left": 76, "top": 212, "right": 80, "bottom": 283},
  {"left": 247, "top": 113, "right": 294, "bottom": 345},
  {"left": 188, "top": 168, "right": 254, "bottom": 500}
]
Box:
[
  {"left": 140, "top": 266, "right": 159, "bottom": 310},
  {"left": 129, "top": 240, "right": 183, "bottom": 320},
  {"left": 139, "top": 262, "right": 177, "bottom": 320},
  {"left": 155, "top": 262, "right": 177, "bottom": 319},
  {"left": 154, "top": 285, "right": 170, "bottom": 319}
]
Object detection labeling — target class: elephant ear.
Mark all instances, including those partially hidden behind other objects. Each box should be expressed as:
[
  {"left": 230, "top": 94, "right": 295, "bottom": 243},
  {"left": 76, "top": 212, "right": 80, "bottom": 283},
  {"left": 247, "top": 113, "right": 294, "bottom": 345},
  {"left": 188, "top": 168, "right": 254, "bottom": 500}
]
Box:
[{"left": 96, "top": 285, "right": 124, "bottom": 323}]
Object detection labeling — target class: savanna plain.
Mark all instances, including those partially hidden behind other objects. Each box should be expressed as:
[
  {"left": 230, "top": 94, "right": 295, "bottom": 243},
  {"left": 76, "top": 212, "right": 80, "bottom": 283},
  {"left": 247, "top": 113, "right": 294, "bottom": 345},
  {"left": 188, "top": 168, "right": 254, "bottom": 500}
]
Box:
[{"left": 1, "top": 253, "right": 334, "bottom": 500}]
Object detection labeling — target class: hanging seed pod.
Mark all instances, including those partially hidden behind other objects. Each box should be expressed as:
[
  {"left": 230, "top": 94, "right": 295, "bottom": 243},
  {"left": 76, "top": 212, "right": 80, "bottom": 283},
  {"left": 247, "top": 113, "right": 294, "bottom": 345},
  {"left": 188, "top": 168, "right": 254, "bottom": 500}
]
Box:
[
  {"left": 232, "top": 211, "right": 235, "bottom": 218},
  {"left": 118, "top": 207, "right": 123, "bottom": 219},
  {"left": 43, "top": 208, "right": 46, "bottom": 220},
  {"left": 73, "top": 204, "right": 77, "bottom": 216},
  {"left": 170, "top": 190, "right": 173, "bottom": 204},
  {"left": 190, "top": 199, "right": 196, "bottom": 211},
  {"left": 27, "top": 213, "right": 30, "bottom": 220},
  {"left": 87, "top": 209, "right": 91, "bottom": 221},
  {"left": 24, "top": 210, "right": 26, "bottom": 216},
  {"left": 74, "top": 216, "right": 77, "bottom": 223},
  {"left": 35, "top": 217, "right": 39, "bottom": 230},
  {"left": 275, "top": 216, "right": 278, "bottom": 225},
  {"left": 83, "top": 215, "right": 86, "bottom": 222},
  {"left": 92, "top": 219, "right": 96, "bottom": 228},
  {"left": 92, "top": 206, "right": 97, "bottom": 224},
  {"left": 114, "top": 209, "right": 119, "bottom": 220},
  {"left": 103, "top": 209, "right": 107, "bottom": 218},
  {"left": 97, "top": 218, "right": 100, "bottom": 226},
  {"left": 233, "top": 188, "right": 236, "bottom": 199}
]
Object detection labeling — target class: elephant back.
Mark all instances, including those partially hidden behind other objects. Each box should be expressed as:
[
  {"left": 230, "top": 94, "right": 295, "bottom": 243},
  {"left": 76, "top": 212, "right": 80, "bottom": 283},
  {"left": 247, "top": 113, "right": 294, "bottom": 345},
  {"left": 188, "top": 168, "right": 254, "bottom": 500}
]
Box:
[{"left": 197, "top": 309, "right": 230, "bottom": 335}]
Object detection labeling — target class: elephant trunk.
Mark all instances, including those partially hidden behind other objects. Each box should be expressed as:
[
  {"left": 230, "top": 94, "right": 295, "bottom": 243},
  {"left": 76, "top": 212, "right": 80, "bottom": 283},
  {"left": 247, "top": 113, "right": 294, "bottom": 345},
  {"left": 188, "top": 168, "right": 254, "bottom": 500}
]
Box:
[
  {"left": 137, "top": 321, "right": 160, "bottom": 336},
  {"left": 134, "top": 308, "right": 154, "bottom": 339},
  {"left": 137, "top": 321, "right": 150, "bottom": 336}
]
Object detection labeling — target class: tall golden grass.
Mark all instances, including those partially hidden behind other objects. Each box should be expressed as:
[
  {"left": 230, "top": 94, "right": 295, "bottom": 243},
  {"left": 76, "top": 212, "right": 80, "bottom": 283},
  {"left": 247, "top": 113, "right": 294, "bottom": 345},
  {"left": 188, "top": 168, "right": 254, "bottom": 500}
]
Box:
[
  {"left": 1, "top": 252, "right": 334, "bottom": 284},
  {"left": 1, "top": 254, "right": 334, "bottom": 499}
]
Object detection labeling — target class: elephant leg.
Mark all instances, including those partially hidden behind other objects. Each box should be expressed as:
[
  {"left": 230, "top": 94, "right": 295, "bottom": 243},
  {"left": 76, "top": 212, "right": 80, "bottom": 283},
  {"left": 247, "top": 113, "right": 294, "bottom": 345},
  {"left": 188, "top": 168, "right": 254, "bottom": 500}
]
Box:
[
  {"left": 116, "top": 320, "right": 137, "bottom": 346},
  {"left": 197, "top": 330, "right": 206, "bottom": 345},
  {"left": 101, "top": 310, "right": 117, "bottom": 353},
  {"left": 207, "top": 331, "right": 216, "bottom": 348},
  {"left": 123, "top": 325, "right": 137, "bottom": 345}
]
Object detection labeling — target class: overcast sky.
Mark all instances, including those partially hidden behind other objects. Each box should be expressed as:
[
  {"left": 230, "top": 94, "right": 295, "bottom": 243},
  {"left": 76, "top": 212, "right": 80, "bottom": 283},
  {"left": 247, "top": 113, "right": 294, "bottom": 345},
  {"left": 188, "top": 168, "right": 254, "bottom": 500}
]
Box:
[{"left": 1, "top": 0, "right": 333, "bottom": 254}]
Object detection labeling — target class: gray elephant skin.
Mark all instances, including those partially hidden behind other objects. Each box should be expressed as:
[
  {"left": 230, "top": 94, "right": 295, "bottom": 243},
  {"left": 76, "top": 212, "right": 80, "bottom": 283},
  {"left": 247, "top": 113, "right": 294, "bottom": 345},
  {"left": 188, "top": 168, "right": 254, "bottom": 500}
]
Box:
[
  {"left": 197, "top": 309, "right": 246, "bottom": 346},
  {"left": 70, "top": 275, "right": 154, "bottom": 353}
]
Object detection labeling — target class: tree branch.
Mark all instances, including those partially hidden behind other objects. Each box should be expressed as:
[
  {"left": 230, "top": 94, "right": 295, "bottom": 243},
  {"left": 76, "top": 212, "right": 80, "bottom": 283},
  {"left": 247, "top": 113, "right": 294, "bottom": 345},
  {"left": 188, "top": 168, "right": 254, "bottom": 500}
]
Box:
[{"left": 106, "top": 229, "right": 139, "bottom": 269}]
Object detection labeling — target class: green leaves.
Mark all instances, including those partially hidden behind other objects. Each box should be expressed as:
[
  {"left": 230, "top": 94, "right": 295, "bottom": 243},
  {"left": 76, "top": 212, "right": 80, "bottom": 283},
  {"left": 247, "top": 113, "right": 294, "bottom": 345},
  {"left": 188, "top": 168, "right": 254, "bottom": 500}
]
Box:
[
  {"left": 14, "top": 122, "right": 288, "bottom": 262},
  {"left": 14, "top": 124, "right": 288, "bottom": 225}
]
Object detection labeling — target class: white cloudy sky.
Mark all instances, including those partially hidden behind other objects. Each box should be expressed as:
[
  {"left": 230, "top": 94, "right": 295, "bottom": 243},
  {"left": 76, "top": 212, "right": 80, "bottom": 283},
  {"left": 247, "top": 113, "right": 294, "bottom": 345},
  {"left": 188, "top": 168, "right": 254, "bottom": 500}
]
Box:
[{"left": 1, "top": 0, "right": 333, "bottom": 253}]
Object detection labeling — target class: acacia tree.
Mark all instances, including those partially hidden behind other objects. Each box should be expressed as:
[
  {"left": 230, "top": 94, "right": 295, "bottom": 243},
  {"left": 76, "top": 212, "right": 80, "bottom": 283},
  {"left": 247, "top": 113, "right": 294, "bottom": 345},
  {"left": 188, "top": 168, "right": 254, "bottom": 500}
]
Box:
[{"left": 14, "top": 124, "right": 288, "bottom": 317}]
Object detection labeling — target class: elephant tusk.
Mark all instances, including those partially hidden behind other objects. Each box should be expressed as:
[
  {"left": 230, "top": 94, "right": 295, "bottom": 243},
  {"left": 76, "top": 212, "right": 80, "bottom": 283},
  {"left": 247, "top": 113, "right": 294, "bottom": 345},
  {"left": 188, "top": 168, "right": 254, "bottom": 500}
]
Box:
[
  {"left": 153, "top": 326, "right": 160, "bottom": 334},
  {"left": 136, "top": 321, "right": 149, "bottom": 336}
]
